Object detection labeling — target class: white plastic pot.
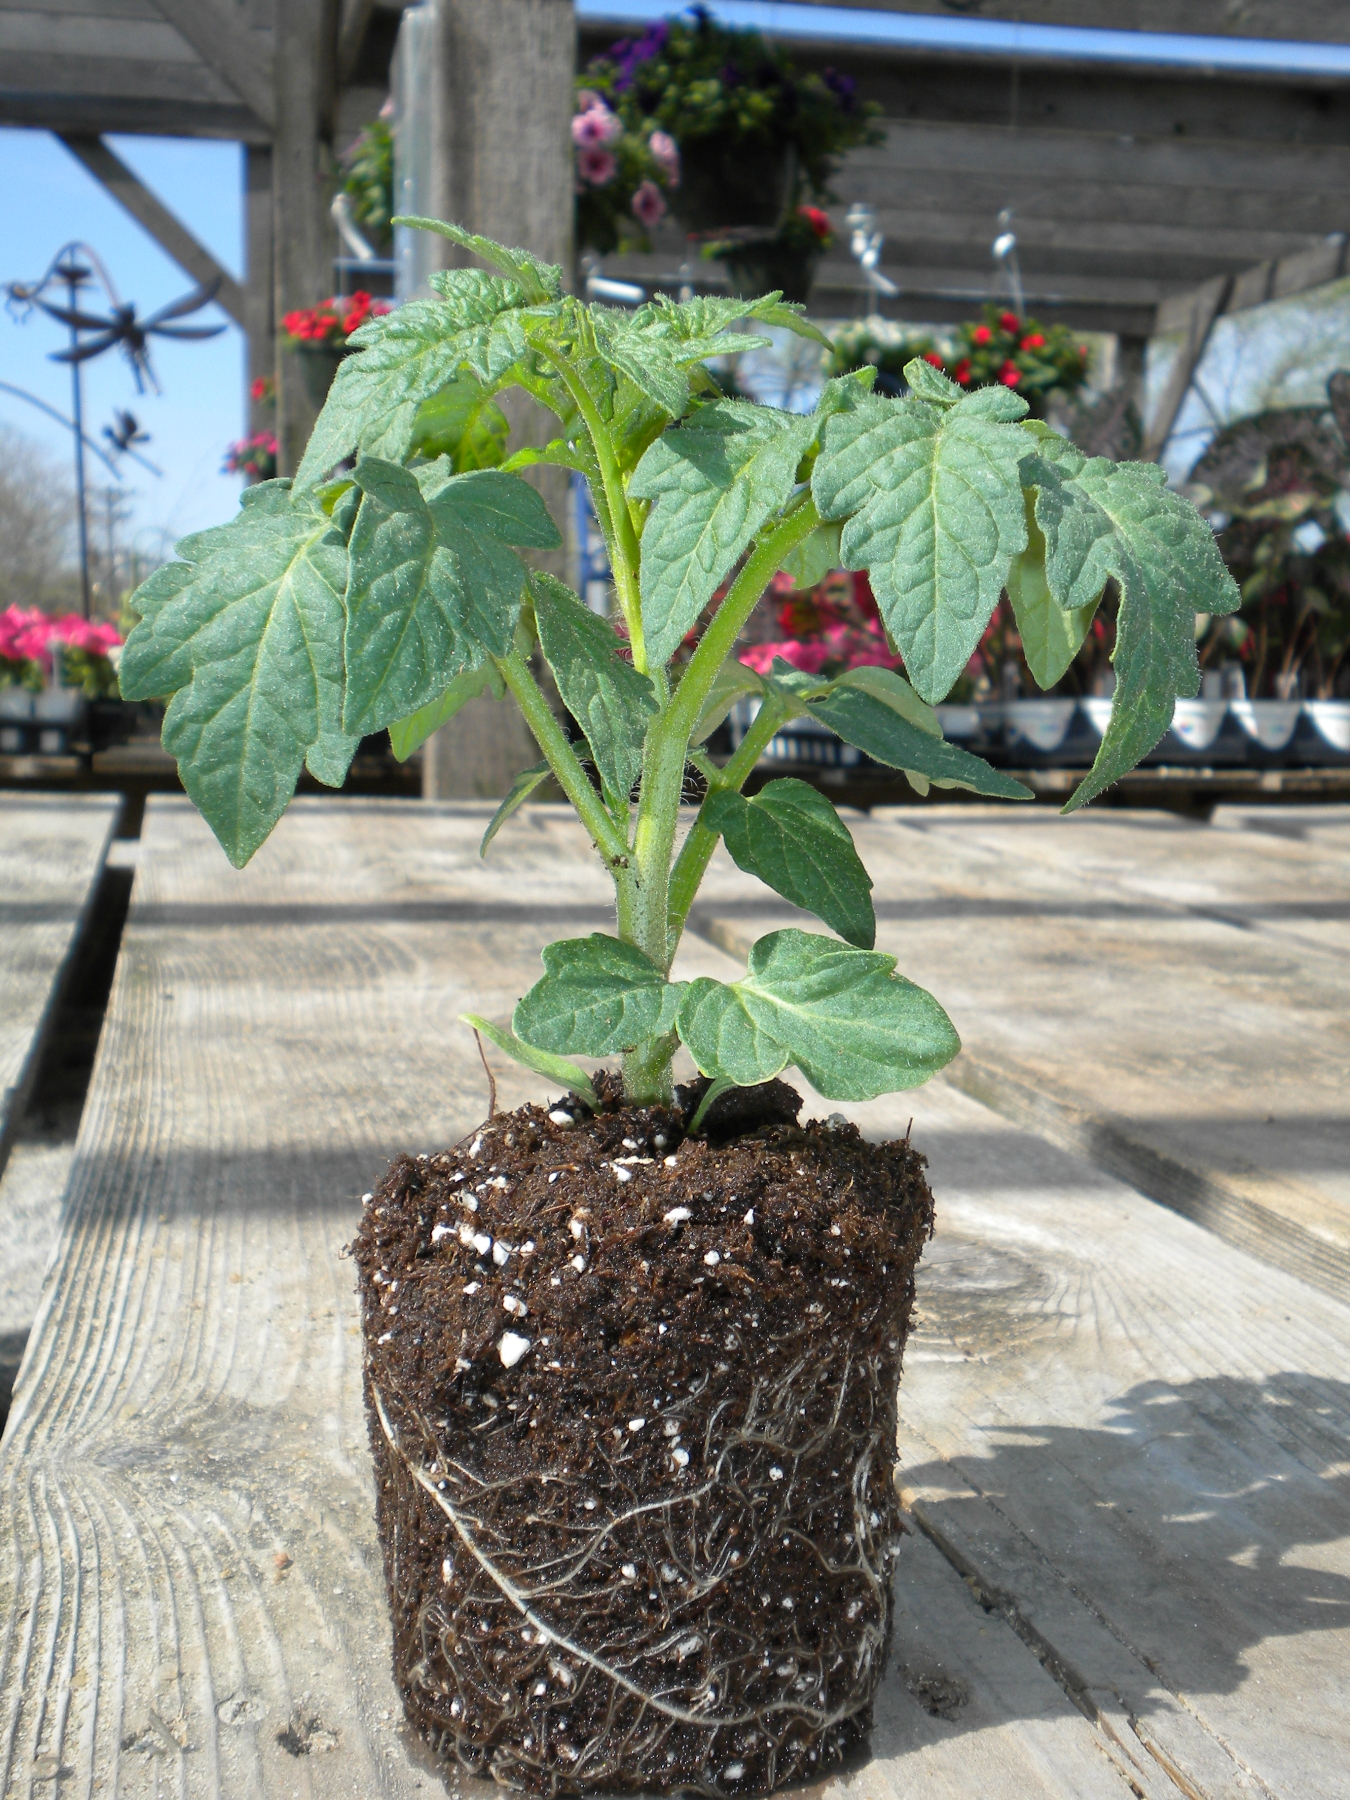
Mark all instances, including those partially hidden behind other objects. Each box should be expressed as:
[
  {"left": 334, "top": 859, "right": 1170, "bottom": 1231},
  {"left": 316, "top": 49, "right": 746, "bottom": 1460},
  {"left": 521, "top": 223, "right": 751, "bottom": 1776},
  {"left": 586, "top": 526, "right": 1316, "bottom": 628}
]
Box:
[
  {"left": 0, "top": 687, "right": 34, "bottom": 722},
  {"left": 935, "top": 704, "right": 981, "bottom": 739},
  {"left": 1229, "top": 699, "right": 1301, "bottom": 752},
  {"left": 1305, "top": 700, "right": 1350, "bottom": 753},
  {"left": 1004, "top": 699, "right": 1077, "bottom": 752},
  {"left": 1169, "top": 698, "right": 1229, "bottom": 752}
]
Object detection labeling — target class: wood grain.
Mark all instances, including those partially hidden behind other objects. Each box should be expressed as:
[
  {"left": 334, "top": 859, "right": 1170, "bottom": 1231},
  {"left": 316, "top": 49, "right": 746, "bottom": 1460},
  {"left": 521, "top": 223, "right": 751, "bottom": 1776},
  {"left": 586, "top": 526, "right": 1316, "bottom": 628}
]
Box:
[
  {"left": 1, "top": 797, "right": 1162, "bottom": 1799},
  {"left": 0, "top": 794, "right": 119, "bottom": 1181},
  {"left": 694, "top": 805, "right": 1350, "bottom": 1304}
]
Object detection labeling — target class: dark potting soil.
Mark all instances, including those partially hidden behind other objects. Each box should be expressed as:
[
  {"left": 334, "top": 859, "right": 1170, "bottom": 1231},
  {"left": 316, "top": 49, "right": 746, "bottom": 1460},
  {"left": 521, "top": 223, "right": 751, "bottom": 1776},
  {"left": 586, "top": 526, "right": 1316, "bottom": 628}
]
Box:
[{"left": 354, "top": 1079, "right": 934, "bottom": 1797}]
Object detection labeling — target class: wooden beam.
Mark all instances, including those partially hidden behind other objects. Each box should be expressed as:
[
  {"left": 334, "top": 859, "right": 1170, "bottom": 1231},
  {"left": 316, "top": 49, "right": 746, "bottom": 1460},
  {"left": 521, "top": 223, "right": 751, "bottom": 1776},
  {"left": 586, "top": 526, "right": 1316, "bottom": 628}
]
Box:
[
  {"left": 273, "top": 0, "right": 339, "bottom": 475},
  {"left": 1155, "top": 233, "right": 1350, "bottom": 334},
  {"left": 421, "top": 0, "right": 575, "bottom": 801},
  {"left": 764, "top": 1, "right": 1350, "bottom": 46},
  {"left": 57, "top": 131, "right": 247, "bottom": 326},
  {"left": 1141, "top": 271, "right": 1232, "bottom": 460},
  {"left": 337, "top": 0, "right": 376, "bottom": 81},
  {"left": 244, "top": 143, "right": 274, "bottom": 433},
  {"left": 149, "top": 0, "right": 274, "bottom": 128}
]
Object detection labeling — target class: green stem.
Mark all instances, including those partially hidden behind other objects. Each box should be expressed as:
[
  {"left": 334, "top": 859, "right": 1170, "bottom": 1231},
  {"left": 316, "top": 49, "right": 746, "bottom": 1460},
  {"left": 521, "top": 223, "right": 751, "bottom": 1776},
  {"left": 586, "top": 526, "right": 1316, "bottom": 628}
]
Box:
[
  {"left": 626, "top": 496, "right": 822, "bottom": 977},
  {"left": 665, "top": 693, "right": 791, "bottom": 959},
  {"left": 496, "top": 651, "right": 631, "bottom": 875},
  {"left": 549, "top": 360, "right": 648, "bottom": 673}
]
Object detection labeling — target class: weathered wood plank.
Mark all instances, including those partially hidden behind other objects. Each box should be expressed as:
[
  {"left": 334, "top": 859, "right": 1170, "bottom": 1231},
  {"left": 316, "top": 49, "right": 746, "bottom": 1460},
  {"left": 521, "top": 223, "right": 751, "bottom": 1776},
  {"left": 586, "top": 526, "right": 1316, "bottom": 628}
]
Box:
[
  {"left": 860, "top": 1075, "right": 1350, "bottom": 1800},
  {"left": 58, "top": 134, "right": 247, "bottom": 325},
  {"left": 694, "top": 805, "right": 1350, "bottom": 1303},
  {"left": 769, "top": 0, "right": 1350, "bottom": 45},
  {"left": 0, "top": 798, "right": 1153, "bottom": 1799},
  {"left": 0, "top": 7, "right": 202, "bottom": 57},
  {"left": 0, "top": 794, "right": 119, "bottom": 1182}
]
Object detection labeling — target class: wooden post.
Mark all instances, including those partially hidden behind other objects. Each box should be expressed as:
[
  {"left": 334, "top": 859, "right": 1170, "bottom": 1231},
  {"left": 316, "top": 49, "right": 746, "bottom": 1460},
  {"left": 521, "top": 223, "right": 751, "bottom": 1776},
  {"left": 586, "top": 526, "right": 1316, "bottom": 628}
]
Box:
[
  {"left": 244, "top": 145, "right": 274, "bottom": 437},
  {"left": 273, "top": 0, "right": 339, "bottom": 476},
  {"left": 421, "top": 0, "right": 576, "bottom": 802}
]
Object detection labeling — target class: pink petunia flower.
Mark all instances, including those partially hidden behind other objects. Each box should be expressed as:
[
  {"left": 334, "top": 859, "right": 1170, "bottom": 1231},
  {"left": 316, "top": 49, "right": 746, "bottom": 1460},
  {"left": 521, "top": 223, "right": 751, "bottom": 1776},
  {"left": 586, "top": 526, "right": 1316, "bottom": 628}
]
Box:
[
  {"left": 578, "top": 145, "right": 618, "bottom": 187},
  {"left": 648, "top": 130, "right": 680, "bottom": 187},
  {"left": 631, "top": 179, "right": 666, "bottom": 228},
  {"left": 572, "top": 104, "right": 622, "bottom": 148}
]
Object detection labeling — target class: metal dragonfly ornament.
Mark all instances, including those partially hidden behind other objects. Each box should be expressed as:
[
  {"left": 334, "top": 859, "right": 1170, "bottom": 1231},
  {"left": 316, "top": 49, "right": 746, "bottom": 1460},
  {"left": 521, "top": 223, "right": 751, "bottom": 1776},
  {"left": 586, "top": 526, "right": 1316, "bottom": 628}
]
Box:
[{"left": 4, "top": 241, "right": 223, "bottom": 612}]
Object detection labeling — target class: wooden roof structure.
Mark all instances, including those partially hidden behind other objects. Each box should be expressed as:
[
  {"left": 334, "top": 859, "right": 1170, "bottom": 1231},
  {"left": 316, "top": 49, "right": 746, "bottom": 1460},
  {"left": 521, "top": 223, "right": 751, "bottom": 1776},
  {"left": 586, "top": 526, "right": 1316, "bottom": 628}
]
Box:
[
  {"left": 585, "top": 0, "right": 1350, "bottom": 338},
  {"left": 4, "top": 0, "right": 1349, "bottom": 468}
]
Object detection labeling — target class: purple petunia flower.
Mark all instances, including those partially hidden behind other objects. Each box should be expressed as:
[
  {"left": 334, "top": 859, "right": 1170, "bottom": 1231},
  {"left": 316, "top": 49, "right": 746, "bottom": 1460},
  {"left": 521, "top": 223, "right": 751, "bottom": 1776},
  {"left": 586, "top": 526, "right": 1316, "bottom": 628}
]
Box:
[
  {"left": 631, "top": 179, "right": 666, "bottom": 227},
  {"left": 648, "top": 130, "right": 680, "bottom": 187},
  {"left": 578, "top": 145, "right": 618, "bottom": 187},
  {"left": 572, "top": 103, "right": 622, "bottom": 147}
]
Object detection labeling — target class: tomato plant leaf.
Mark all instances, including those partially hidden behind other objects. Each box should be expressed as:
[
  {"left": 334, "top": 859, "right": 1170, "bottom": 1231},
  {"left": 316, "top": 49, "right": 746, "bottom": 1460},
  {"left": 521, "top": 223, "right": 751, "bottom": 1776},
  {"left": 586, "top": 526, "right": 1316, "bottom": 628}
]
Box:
[
  {"left": 481, "top": 759, "right": 553, "bottom": 857},
  {"left": 461, "top": 1014, "right": 599, "bottom": 1110},
  {"left": 514, "top": 935, "right": 685, "bottom": 1057},
  {"left": 294, "top": 274, "right": 531, "bottom": 487},
  {"left": 342, "top": 456, "right": 557, "bottom": 736},
  {"left": 388, "top": 661, "right": 505, "bottom": 761},
  {"left": 531, "top": 573, "right": 657, "bottom": 800},
  {"left": 803, "top": 683, "right": 1033, "bottom": 799},
  {"left": 409, "top": 368, "right": 511, "bottom": 471},
  {"left": 1005, "top": 493, "right": 1098, "bottom": 690},
  {"left": 812, "top": 385, "right": 1031, "bottom": 701},
  {"left": 702, "top": 778, "right": 876, "bottom": 948},
  {"left": 1024, "top": 439, "right": 1240, "bottom": 809},
  {"left": 120, "top": 488, "right": 353, "bottom": 868},
  {"left": 631, "top": 400, "right": 818, "bottom": 667},
  {"left": 676, "top": 927, "right": 960, "bottom": 1100},
  {"left": 392, "top": 216, "right": 563, "bottom": 302}
]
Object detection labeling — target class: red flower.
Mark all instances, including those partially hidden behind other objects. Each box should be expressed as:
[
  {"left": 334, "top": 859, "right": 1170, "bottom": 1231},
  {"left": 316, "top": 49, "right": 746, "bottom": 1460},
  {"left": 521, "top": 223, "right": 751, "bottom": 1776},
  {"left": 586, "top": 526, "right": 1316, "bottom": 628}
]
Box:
[
  {"left": 999, "top": 360, "right": 1021, "bottom": 386},
  {"left": 953, "top": 358, "right": 972, "bottom": 385},
  {"left": 1021, "top": 332, "right": 1045, "bottom": 350},
  {"left": 972, "top": 324, "right": 992, "bottom": 345},
  {"left": 797, "top": 205, "right": 832, "bottom": 242},
  {"left": 923, "top": 351, "right": 945, "bottom": 368},
  {"left": 998, "top": 311, "right": 1020, "bottom": 333}
]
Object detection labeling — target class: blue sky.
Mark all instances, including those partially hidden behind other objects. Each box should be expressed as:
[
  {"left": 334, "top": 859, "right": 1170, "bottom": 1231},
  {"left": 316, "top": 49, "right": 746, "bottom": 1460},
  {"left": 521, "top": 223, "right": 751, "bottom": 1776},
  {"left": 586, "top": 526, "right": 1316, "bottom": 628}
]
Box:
[{"left": 1, "top": 127, "right": 245, "bottom": 559}]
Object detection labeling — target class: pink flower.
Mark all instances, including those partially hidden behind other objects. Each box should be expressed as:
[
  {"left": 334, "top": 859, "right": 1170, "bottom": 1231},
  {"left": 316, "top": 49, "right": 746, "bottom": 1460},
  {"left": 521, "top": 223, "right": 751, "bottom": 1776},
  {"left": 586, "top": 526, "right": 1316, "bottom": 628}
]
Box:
[
  {"left": 631, "top": 179, "right": 666, "bottom": 228},
  {"left": 648, "top": 130, "right": 680, "bottom": 187},
  {"left": 572, "top": 103, "right": 622, "bottom": 148},
  {"left": 740, "top": 640, "right": 831, "bottom": 676},
  {"left": 578, "top": 145, "right": 618, "bottom": 187}
]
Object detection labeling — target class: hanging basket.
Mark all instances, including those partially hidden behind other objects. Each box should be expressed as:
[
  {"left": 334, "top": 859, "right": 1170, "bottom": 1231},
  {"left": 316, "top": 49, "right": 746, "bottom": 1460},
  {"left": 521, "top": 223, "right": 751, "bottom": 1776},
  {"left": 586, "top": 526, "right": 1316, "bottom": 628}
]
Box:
[
  {"left": 295, "top": 344, "right": 351, "bottom": 408},
  {"left": 672, "top": 136, "right": 796, "bottom": 237},
  {"left": 720, "top": 244, "right": 821, "bottom": 307}
]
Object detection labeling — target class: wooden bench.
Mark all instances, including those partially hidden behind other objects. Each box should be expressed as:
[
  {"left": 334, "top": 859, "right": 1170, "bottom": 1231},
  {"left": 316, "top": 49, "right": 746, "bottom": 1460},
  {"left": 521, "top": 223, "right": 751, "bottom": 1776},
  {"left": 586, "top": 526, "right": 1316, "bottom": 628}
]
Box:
[
  {"left": 0, "top": 792, "right": 121, "bottom": 1418},
  {"left": 2, "top": 796, "right": 1346, "bottom": 1798},
  {"left": 695, "top": 802, "right": 1350, "bottom": 1303}
]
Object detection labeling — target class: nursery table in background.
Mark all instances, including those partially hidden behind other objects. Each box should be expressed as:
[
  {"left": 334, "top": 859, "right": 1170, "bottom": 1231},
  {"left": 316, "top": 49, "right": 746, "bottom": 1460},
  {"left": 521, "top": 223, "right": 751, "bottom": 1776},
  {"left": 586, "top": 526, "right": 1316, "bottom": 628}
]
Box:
[
  {"left": 1, "top": 796, "right": 1347, "bottom": 1800},
  {"left": 0, "top": 793, "right": 119, "bottom": 1177},
  {"left": 0, "top": 793, "right": 120, "bottom": 1416}
]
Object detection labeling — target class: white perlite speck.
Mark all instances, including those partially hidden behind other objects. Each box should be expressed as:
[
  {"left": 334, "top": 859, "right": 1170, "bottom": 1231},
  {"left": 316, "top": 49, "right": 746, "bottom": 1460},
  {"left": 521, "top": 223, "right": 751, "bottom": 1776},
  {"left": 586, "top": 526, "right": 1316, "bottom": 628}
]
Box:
[
  {"left": 571, "top": 1255, "right": 586, "bottom": 1272},
  {"left": 612, "top": 1165, "right": 633, "bottom": 1183},
  {"left": 671, "top": 1447, "right": 689, "bottom": 1467},
  {"left": 492, "top": 1241, "right": 511, "bottom": 1265},
  {"left": 498, "top": 1332, "right": 532, "bottom": 1368},
  {"left": 628, "top": 1417, "right": 645, "bottom": 1432},
  {"left": 621, "top": 1563, "right": 637, "bottom": 1580},
  {"left": 743, "top": 1208, "right": 754, "bottom": 1225},
  {"left": 361, "top": 1192, "right": 373, "bottom": 1204},
  {"left": 704, "top": 1250, "right": 720, "bottom": 1266},
  {"left": 463, "top": 1281, "right": 480, "bottom": 1295},
  {"left": 472, "top": 1232, "right": 493, "bottom": 1257},
  {"left": 724, "top": 1764, "right": 745, "bottom": 1781},
  {"left": 664, "top": 1206, "right": 691, "bottom": 1224},
  {"left": 548, "top": 1109, "right": 575, "bottom": 1128},
  {"left": 442, "top": 1559, "right": 454, "bottom": 1582},
  {"left": 770, "top": 1466, "right": 784, "bottom": 1480},
  {"left": 469, "top": 1136, "right": 483, "bottom": 1157},
  {"left": 503, "top": 1295, "right": 526, "bottom": 1316},
  {"left": 664, "top": 1155, "right": 678, "bottom": 1168}
]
